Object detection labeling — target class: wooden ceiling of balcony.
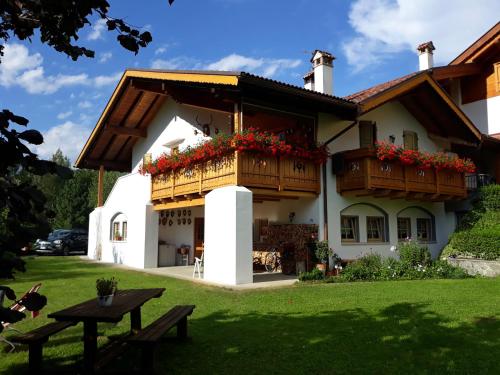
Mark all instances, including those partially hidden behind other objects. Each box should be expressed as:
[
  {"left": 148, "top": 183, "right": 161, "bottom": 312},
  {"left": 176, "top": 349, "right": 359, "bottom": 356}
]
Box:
[{"left": 398, "top": 81, "right": 477, "bottom": 142}]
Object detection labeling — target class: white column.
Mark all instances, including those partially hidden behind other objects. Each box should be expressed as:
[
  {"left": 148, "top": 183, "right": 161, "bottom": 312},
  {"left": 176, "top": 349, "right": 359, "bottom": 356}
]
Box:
[
  {"left": 143, "top": 204, "right": 159, "bottom": 268},
  {"left": 204, "top": 186, "right": 253, "bottom": 285},
  {"left": 88, "top": 207, "right": 103, "bottom": 260}
]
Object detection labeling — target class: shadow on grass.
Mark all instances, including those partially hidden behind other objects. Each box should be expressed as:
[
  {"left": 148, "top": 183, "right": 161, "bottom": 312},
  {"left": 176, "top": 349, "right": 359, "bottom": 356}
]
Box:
[{"left": 5, "top": 303, "right": 500, "bottom": 374}]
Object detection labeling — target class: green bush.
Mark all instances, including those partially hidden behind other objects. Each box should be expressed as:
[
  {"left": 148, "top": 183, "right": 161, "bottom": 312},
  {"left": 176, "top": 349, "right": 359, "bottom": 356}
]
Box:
[
  {"left": 478, "top": 184, "right": 500, "bottom": 211},
  {"left": 398, "top": 241, "right": 431, "bottom": 267},
  {"left": 449, "top": 229, "right": 500, "bottom": 260},
  {"left": 298, "top": 268, "right": 325, "bottom": 281},
  {"left": 318, "top": 253, "right": 471, "bottom": 284},
  {"left": 340, "top": 254, "right": 383, "bottom": 281}
]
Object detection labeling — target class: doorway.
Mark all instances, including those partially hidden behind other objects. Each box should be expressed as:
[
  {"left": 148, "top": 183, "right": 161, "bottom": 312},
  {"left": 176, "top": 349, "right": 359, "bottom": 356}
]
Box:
[{"left": 194, "top": 217, "right": 204, "bottom": 260}]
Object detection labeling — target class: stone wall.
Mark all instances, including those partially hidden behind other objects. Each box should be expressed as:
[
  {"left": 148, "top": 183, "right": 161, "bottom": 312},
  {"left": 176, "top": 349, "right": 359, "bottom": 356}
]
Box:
[{"left": 447, "top": 258, "right": 500, "bottom": 277}]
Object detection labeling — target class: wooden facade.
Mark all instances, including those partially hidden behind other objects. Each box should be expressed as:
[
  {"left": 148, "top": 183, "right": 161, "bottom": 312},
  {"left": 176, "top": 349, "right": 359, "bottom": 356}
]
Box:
[
  {"left": 151, "top": 152, "right": 320, "bottom": 209},
  {"left": 336, "top": 148, "right": 467, "bottom": 201}
]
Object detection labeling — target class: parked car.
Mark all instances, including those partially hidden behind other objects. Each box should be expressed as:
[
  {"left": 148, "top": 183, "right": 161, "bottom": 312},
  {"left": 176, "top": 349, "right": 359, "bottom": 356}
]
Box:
[{"left": 35, "top": 229, "right": 88, "bottom": 255}]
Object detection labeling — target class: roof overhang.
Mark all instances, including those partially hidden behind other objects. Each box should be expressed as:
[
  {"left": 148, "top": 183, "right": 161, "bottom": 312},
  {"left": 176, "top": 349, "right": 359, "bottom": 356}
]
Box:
[
  {"left": 75, "top": 69, "right": 357, "bottom": 171},
  {"left": 449, "top": 22, "right": 499, "bottom": 65},
  {"left": 357, "top": 72, "right": 482, "bottom": 143}
]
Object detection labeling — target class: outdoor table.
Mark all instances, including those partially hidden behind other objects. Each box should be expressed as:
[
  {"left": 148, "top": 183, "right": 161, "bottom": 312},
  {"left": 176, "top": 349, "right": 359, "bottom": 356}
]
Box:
[{"left": 48, "top": 288, "right": 165, "bottom": 373}]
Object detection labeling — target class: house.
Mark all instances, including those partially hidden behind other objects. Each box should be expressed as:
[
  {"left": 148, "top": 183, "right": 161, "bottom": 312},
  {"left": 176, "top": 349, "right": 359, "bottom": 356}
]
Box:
[{"left": 76, "top": 25, "right": 498, "bottom": 286}]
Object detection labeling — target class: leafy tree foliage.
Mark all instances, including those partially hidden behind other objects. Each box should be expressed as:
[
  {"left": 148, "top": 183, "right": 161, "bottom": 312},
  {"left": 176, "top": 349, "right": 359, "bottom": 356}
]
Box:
[{"left": 0, "top": 1, "right": 175, "bottom": 280}]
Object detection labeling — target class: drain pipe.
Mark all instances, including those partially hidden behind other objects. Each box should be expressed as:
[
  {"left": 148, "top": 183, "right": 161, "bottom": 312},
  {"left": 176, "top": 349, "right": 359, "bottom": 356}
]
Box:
[{"left": 321, "top": 120, "right": 358, "bottom": 241}]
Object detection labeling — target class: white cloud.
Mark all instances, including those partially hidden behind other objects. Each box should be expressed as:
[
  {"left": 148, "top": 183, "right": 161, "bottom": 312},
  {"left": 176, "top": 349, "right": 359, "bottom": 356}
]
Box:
[
  {"left": 151, "top": 56, "right": 201, "bottom": 70},
  {"left": 343, "top": 0, "right": 499, "bottom": 72},
  {"left": 78, "top": 100, "right": 92, "bottom": 109},
  {"left": 87, "top": 19, "right": 107, "bottom": 41},
  {"left": 93, "top": 72, "right": 122, "bottom": 87},
  {"left": 57, "top": 111, "right": 73, "bottom": 120},
  {"left": 99, "top": 51, "right": 113, "bottom": 63},
  {"left": 206, "top": 54, "right": 301, "bottom": 77},
  {"left": 155, "top": 47, "right": 167, "bottom": 55},
  {"left": 33, "top": 121, "right": 91, "bottom": 163},
  {"left": 0, "top": 44, "right": 122, "bottom": 94},
  {"left": 152, "top": 53, "right": 301, "bottom": 78}
]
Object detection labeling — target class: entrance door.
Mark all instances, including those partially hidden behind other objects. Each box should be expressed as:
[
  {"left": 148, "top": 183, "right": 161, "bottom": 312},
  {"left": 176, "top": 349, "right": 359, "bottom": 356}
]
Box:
[{"left": 194, "top": 217, "right": 204, "bottom": 260}]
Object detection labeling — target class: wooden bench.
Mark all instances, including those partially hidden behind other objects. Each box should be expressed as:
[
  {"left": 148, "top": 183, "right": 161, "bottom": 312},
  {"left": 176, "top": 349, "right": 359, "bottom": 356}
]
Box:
[
  {"left": 128, "top": 305, "right": 195, "bottom": 371},
  {"left": 12, "top": 320, "right": 76, "bottom": 372}
]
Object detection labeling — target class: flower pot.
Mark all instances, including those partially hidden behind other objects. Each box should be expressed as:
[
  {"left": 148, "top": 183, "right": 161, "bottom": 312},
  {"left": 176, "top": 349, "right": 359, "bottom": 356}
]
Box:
[
  {"left": 315, "top": 263, "right": 327, "bottom": 273},
  {"left": 97, "top": 294, "right": 114, "bottom": 307}
]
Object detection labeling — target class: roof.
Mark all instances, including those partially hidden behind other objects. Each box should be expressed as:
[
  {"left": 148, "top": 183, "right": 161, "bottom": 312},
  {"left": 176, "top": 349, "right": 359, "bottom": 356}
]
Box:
[
  {"left": 75, "top": 69, "right": 356, "bottom": 171},
  {"left": 449, "top": 22, "right": 500, "bottom": 65},
  {"left": 345, "top": 71, "right": 420, "bottom": 103},
  {"left": 343, "top": 71, "right": 481, "bottom": 142}
]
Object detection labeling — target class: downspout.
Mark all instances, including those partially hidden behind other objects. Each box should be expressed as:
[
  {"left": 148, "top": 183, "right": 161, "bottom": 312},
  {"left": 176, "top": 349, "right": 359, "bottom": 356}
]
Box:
[{"left": 321, "top": 120, "right": 358, "bottom": 241}]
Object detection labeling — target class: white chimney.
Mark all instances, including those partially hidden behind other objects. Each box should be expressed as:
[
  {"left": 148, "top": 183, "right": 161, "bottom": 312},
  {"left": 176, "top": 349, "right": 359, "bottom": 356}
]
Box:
[
  {"left": 303, "top": 50, "right": 335, "bottom": 95},
  {"left": 417, "top": 41, "right": 435, "bottom": 71}
]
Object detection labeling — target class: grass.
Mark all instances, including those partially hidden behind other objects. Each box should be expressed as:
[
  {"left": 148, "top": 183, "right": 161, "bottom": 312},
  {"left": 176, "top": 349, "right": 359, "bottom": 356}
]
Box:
[{"left": 1, "top": 256, "right": 500, "bottom": 374}]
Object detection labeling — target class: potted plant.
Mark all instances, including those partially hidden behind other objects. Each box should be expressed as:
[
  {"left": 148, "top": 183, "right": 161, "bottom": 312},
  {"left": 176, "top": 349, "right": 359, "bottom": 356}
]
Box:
[
  {"left": 96, "top": 277, "right": 117, "bottom": 307},
  {"left": 314, "top": 240, "right": 333, "bottom": 273}
]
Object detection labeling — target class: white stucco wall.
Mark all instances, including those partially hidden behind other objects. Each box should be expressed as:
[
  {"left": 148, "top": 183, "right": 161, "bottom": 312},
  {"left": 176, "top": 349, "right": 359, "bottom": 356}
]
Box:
[
  {"left": 131, "top": 99, "right": 233, "bottom": 172},
  {"left": 317, "top": 101, "right": 456, "bottom": 260},
  {"left": 461, "top": 96, "right": 500, "bottom": 135},
  {"left": 87, "top": 172, "right": 159, "bottom": 268},
  {"left": 253, "top": 197, "right": 320, "bottom": 226}
]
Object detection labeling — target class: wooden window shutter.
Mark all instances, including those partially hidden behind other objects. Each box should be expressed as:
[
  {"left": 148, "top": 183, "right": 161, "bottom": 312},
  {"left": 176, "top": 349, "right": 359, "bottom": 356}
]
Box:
[
  {"left": 359, "top": 121, "right": 376, "bottom": 148},
  {"left": 403, "top": 131, "right": 418, "bottom": 150}
]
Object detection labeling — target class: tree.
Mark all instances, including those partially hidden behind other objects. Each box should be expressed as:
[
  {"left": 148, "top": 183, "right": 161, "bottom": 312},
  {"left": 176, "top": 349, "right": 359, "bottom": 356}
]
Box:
[{"left": 0, "top": 0, "right": 176, "bottom": 279}]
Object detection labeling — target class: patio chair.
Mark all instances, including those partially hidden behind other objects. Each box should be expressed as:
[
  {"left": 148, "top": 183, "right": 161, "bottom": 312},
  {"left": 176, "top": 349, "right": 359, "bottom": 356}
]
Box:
[
  {"left": 0, "top": 283, "right": 42, "bottom": 352},
  {"left": 192, "top": 252, "right": 204, "bottom": 279}
]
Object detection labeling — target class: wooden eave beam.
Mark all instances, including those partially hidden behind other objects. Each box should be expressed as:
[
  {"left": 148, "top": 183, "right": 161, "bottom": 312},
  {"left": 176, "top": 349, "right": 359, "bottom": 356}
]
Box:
[
  {"left": 432, "top": 63, "right": 481, "bottom": 80},
  {"left": 85, "top": 158, "right": 130, "bottom": 171},
  {"left": 104, "top": 125, "right": 147, "bottom": 138}
]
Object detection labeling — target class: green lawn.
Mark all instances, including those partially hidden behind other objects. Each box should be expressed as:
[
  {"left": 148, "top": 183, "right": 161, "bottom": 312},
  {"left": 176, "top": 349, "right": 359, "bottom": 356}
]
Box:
[{"left": 1, "top": 256, "right": 500, "bottom": 374}]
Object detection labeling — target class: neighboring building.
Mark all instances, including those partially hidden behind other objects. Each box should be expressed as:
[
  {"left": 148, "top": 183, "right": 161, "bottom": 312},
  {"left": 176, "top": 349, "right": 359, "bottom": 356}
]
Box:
[{"left": 76, "top": 24, "right": 498, "bottom": 286}]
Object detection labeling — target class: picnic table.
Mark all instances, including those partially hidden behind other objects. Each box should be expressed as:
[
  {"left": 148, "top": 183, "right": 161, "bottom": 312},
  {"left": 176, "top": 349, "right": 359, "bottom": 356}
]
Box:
[{"left": 48, "top": 288, "right": 165, "bottom": 373}]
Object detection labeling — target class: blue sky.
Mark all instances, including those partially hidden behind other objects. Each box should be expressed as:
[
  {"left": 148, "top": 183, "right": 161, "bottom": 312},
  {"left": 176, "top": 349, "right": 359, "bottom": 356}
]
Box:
[{"left": 0, "top": 0, "right": 497, "bottom": 162}]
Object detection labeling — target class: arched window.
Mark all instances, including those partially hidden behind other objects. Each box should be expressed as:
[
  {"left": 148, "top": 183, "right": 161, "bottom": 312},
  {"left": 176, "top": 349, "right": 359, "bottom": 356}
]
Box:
[
  {"left": 340, "top": 203, "right": 389, "bottom": 243},
  {"left": 110, "top": 213, "right": 128, "bottom": 242},
  {"left": 396, "top": 207, "right": 435, "bottom": 243}
]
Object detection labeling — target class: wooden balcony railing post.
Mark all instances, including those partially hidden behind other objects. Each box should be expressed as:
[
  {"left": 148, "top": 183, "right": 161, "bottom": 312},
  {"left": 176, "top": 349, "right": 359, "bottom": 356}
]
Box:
[
  {"left": 171, "top": 172, "right": 176, "bottom": 199},
  {"left": 278, "top": 157, "right": 283, "bottom": 191},
  {"left": 435, "top": 169, "right": 441, "bottom": 196},
  {"left": 365, "top": 158, "right": 372, "bottom": 190},
  {"left": 198, "top": 165, "right": 203, "bottom": 195}
]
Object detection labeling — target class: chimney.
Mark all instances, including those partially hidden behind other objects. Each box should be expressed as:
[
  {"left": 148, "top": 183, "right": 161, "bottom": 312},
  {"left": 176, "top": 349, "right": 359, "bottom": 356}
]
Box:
[
  {"left": 303, "top": 50, "right": 335, "bottom": 95},
  {"left": 417, "top": 41, "right": 435, "bottom": 70}
]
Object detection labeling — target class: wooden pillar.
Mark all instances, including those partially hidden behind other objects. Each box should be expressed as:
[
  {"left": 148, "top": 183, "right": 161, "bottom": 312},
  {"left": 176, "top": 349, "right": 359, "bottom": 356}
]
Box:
[
  {"left": 233, "top": 102, "right": 240, "bottom": 133},
  {"left": 97, "top": 165, "right": 105, "bottom": 207}
]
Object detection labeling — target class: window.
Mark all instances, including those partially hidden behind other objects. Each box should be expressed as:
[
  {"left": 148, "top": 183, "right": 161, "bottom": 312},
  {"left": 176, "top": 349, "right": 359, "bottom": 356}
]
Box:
[
  {"left": 403, "top": 131, "right": 418, "bottom": 150},
  {"left": 111, "top": 213, "right": 128, "bottom": 242},
  {"left": 359, "top": 121, "right": 377, "bottom": 148},
  {"left": 122, "top": 221, "right": 128, "bottom": 241},
  {"left": 397, "top": 217, "right": 411, "bottom": 241},
  {"left": 341, "top": 216, "right": 359, "bottom": 242},
  {"left": 366, "top": 216, "right": 386, "bottom": 242},
  {"left": 416, "top": 218, "right": 432, "bottom": 242},
  {"left": 143, "top": 153, "right": 152, "bottom": 166}
]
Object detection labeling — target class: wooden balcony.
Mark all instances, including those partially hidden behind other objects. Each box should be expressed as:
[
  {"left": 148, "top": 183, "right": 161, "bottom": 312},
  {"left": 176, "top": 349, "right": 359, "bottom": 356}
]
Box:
[
  {"left": 336, "top": 148, "right": 467, "bottom": 201},
  {"left": 151, "top": 152, "right": 320, "bottom": 208}
]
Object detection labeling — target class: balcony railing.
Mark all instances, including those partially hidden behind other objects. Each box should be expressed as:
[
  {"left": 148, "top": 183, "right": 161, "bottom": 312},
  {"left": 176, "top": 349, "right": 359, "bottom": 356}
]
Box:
[
  {"left": 465, "top": 173, "right": 496, "bottom": 190},
  {"left": 151, "top": 152, "right": 320, "bottom": 204},
  {"left": 335, "top": 148, "right": 467, "bottom": 200}
]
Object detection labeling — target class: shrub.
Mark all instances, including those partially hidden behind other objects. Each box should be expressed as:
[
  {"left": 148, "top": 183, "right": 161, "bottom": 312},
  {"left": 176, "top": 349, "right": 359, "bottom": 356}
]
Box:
[
  {"left": 478, "top": 184, "right": 500, "bottom": 211},
  {"left": 340, "top": 254, "right": 383, "bottom": 281},
  {"left": 449, "top": 229, "right": 500, "bottom": 260},
  {"left": 398, "top": 241, "right": 431, "bottom": 267},
  {"left": 314, "top": 240, "right": 333, "bottom": 264},
  {"left": 298, "top": 268, "right": 325, "bottom": 281},
  {"left": 427, "top": 260, "right": 471, "bottom": 279}
]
